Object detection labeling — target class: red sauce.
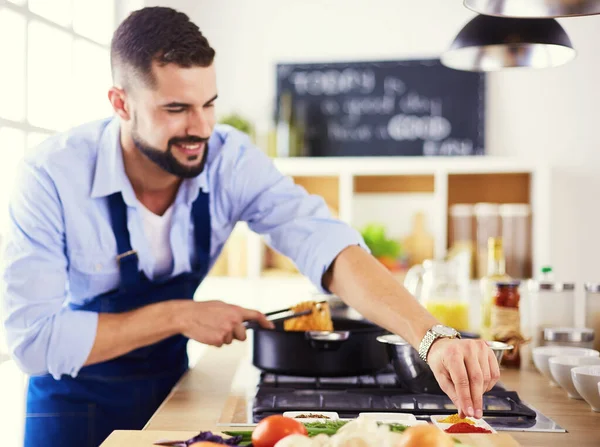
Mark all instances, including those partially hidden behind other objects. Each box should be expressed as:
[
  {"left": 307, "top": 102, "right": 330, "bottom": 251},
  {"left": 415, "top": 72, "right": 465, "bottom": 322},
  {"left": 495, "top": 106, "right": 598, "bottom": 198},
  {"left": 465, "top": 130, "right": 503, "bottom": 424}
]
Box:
[{"left": 445, "top": 422, "right": 492, "bottom": 434}]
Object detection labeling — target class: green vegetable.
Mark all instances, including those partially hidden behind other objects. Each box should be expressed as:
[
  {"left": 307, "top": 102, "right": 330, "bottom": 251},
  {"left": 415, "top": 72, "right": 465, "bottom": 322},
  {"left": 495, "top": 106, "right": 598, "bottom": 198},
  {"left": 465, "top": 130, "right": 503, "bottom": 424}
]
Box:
[
  {"left": 222, "top": 430, "right": 253, "bottom": 444},
  {"left": 302, "top": 420, "right": 349, "bottom": 431},
  {"left": 384, "top": 423, "right": 408, "bottom": 433},
  {"left": 360, "top": 223, "right": 401, "bottom": 259},
  {"left": 219, "top": 113, "right": 254, "bottom": 136},
  {"left": 223, "top": 420, "right": 408, "bottom": 441}
]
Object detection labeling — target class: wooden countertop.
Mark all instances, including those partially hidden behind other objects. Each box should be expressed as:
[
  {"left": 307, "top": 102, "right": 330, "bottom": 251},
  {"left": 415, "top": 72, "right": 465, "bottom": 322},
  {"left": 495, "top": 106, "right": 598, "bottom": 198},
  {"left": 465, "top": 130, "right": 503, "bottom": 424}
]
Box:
[{"left": 101, "top": 342, "right": 600, "bottom": 447}]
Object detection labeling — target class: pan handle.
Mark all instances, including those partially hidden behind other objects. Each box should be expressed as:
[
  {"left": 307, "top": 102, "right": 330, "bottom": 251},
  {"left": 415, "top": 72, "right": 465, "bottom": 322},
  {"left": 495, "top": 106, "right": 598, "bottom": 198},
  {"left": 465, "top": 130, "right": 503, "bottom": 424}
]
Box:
[{"left": 305, "top": 331, "right": 350, "bottom": 351}]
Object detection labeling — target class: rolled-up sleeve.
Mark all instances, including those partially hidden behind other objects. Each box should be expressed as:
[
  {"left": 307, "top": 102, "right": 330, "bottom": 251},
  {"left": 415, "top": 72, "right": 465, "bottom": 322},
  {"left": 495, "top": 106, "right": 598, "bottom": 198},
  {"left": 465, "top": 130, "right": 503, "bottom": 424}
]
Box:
[
  {"left": 228, "top": 140, "right": 369, "bottom": 292},
  {"left": 1, "top": 161, "right": 98, "bottom": 379}
]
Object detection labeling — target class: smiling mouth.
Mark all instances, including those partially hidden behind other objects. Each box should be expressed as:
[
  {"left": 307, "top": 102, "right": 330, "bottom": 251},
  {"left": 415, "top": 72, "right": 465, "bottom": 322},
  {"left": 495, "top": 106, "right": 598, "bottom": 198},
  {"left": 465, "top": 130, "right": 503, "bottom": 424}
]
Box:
[{"left": 173, "top": 142, "right": 205, "bottom": 158}]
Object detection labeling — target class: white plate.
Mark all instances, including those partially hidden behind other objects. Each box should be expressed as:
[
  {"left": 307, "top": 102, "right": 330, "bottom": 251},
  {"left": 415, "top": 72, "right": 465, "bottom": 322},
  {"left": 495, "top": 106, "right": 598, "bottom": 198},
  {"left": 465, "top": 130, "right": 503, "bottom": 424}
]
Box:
[
  {"left": 357, "top": 412, "right": 427, "bottom": 426},
  {"left": 358, "top": 412, "right": 417, "bottom": 422},
  {"left": 282, "top": 411, "right": 340, "bottom": 422},
  {"left": 430, "top": 414, "right": 497, "bottom": 434}
]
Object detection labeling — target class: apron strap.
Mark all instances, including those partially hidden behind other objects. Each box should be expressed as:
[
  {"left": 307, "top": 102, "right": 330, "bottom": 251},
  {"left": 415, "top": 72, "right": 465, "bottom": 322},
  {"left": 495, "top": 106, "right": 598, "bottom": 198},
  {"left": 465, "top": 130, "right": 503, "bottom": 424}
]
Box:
[
  {"left": 107, "top": 192, "right": 140, "bottom": 290},
  {"left": 107, "top": 188, "right": 212, "bottom": 290},
  {"left": 191, "top": 189, "right": 211, "bottom": 278}
]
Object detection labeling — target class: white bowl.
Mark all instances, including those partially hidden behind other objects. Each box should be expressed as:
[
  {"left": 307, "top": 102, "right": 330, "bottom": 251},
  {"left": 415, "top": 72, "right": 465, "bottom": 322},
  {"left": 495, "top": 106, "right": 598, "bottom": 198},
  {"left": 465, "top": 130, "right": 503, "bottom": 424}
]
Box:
[
  {"left": 571, "top": 365, "right": 600, "bottom": 412},
  {"left": 532, "top": 346, "right": 599, "bottom": 385},
  {"left": 549, "top": 356, "right": 600, "bottom": 399}
]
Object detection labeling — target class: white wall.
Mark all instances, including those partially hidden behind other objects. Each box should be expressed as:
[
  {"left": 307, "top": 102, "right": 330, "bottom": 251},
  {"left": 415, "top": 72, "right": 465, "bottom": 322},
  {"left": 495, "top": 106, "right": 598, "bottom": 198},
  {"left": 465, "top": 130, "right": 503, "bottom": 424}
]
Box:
[{"left": 141, "top": 0, "right": 600, "bottom": 287}]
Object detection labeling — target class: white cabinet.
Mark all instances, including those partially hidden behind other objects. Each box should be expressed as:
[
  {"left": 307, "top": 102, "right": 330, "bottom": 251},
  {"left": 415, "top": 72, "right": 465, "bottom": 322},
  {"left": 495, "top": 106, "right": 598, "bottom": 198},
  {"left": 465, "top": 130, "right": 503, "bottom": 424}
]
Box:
[{"left": 208, "top": 156, "right": 550, "bottom": 284}]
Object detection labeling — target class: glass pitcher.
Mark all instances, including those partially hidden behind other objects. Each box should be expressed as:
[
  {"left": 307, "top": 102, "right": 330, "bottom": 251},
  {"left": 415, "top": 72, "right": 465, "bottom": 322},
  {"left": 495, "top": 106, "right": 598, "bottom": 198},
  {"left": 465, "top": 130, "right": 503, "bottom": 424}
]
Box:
[{"left": 404, "top": 255, "right": 470, "bottom": 331}]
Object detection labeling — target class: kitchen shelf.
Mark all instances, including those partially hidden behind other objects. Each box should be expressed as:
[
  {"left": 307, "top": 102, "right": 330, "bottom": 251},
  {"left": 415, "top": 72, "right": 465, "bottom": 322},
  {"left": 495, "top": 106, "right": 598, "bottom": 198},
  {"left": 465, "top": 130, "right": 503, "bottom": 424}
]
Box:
[{"left": 207, "top": 156, "right": 550, "bottom": 282}]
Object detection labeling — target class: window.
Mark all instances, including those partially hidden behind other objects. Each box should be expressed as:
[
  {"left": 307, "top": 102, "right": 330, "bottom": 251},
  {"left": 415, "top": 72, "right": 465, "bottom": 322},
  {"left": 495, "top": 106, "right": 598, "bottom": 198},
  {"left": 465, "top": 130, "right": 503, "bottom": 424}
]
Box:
[
  {"left": 0, "top": 0, "right": 117, "bottom": 236},
  {"left": 0, "top": 9, "right": 26, "bottom": 122}
]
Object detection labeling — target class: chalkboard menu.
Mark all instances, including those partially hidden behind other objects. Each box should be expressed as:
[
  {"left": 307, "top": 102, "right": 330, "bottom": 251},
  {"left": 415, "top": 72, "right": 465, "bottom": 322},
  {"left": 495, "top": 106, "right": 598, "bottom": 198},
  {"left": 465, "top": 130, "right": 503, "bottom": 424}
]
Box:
[{"left": 275, "top": 59, "right": 485, "bottom": 157}]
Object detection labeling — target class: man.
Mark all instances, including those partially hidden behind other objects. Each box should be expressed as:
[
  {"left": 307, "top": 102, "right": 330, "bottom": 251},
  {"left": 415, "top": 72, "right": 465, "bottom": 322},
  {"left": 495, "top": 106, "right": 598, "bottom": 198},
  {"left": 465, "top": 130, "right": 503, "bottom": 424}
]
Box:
[{"left": 2, "top": 6, "right": 499, "bottom": 447}]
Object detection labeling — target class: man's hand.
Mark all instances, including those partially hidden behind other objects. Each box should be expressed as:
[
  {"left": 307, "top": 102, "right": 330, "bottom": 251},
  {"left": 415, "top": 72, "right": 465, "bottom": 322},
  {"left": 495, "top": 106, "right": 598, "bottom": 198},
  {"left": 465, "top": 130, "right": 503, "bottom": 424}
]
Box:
[
  {"left": 427, "top": 338, "right": 501, "bottom": 419},
  {"left": 174, "top": 300, "right": 275, "bottom": 347}
]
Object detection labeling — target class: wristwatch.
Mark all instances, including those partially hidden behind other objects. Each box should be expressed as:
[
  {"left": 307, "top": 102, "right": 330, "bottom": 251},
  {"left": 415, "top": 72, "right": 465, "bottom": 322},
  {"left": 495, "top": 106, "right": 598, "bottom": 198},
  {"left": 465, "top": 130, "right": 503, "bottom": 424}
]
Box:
[{"left": 418, "top": 324, "right": 461, "bottom": 362}]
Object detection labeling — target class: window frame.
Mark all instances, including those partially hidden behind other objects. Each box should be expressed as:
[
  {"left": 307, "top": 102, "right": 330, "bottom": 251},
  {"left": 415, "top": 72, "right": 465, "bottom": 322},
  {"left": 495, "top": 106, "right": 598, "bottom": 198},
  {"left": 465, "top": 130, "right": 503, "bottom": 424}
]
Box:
[{"left": 0, "top": 0, "right": 118, "bottom": 136}]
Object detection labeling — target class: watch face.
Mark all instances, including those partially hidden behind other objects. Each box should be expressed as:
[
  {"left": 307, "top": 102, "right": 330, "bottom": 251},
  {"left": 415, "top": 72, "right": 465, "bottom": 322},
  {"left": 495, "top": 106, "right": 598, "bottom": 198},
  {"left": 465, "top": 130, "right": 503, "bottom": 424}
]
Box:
[{"left": 433, "top": 324, "right": 457, "bottom": 337}]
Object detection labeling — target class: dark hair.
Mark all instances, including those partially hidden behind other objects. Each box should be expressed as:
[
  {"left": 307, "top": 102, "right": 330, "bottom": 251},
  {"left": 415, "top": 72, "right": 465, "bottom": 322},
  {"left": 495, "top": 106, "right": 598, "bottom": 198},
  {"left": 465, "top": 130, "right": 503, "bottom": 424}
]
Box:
[{"left": 110, "top": 6, "right": 216, "bottom": 89}]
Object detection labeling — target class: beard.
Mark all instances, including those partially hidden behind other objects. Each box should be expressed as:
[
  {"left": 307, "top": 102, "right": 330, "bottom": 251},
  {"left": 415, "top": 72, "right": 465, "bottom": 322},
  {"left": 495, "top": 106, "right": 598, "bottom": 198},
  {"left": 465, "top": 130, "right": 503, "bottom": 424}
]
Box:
[{"left": 131, "top": 115, "right": 209, "bottom": 179}]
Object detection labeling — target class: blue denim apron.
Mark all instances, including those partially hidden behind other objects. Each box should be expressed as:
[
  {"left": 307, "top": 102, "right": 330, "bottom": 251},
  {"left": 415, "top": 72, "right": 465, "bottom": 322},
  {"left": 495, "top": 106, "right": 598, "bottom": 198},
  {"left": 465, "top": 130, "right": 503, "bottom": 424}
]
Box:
[{"left": 24, "top": 189, "right": 211, "bottom": 447}]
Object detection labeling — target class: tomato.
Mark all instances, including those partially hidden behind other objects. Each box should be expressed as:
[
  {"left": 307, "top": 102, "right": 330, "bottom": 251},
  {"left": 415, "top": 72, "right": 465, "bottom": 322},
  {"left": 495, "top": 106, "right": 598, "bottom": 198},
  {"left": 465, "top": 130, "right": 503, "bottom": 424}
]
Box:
[{"left": 251, "top": 415, "right": 308, "bottom": 447}]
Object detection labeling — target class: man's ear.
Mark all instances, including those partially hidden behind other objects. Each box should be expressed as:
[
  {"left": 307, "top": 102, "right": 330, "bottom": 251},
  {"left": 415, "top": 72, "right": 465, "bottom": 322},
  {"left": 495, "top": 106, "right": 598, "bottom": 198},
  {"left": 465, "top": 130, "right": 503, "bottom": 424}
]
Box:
[{"left": 108, "top": 86, "right": 131, "bottom": 121}]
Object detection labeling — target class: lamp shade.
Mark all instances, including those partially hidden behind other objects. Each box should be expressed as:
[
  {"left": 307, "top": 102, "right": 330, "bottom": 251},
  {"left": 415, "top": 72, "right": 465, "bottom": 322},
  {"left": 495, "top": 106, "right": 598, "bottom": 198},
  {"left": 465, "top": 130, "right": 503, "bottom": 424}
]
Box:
[
  {"left": 441, "top": 15, "right": 576, "bottom": 72},
  {"left": 464, "top": 0, "right": 600, "bottom": 18}
]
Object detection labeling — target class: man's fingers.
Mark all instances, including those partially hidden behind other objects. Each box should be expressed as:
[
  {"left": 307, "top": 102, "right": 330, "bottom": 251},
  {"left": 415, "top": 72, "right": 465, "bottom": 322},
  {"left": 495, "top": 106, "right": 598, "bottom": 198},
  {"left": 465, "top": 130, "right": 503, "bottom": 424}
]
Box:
[
  {"left": 233, "top": 323, "right": 247, "bottom": 342},
  {"left": 448, "top": 358, "right": 474, "bottom": 418},
  {"left": 436, "top": 373, "right": 461, "bottom": 414},
  {"left": 488, "top": 349, "right": 501, "bottom": 391},
  {"left": 240, "top": 308, "right": 275, "bottom": 329},
  {"left": 464, "top": 349, "right": 485, "bottom": 419}
]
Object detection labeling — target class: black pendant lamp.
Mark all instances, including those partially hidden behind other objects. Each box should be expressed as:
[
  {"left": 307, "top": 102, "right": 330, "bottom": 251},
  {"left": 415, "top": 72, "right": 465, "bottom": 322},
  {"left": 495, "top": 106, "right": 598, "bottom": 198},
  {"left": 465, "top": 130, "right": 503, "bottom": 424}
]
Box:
[
  {"left": 464, "top": 0, "right": 600, "bottom": 18},
  {"left": 441, "top": 15, "right": 576, "bottom": 72}
]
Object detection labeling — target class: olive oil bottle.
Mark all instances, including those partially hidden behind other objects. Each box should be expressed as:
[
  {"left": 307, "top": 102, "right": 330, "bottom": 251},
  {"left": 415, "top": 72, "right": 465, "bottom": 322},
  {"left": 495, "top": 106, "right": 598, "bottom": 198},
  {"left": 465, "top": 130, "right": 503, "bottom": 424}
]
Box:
[{"left": 480, "top": 237, "right": 511, "bottom": 340}]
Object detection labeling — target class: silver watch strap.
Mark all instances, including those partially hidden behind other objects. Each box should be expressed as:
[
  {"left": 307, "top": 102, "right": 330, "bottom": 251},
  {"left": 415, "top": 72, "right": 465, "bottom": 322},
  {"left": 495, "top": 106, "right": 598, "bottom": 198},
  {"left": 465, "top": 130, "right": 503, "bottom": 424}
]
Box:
[
  {"left": 418, "top": 329, "right": 438, "bottom": 362},
  {"left": 418, "top": 327, "right": 461, "bottom": 362}
]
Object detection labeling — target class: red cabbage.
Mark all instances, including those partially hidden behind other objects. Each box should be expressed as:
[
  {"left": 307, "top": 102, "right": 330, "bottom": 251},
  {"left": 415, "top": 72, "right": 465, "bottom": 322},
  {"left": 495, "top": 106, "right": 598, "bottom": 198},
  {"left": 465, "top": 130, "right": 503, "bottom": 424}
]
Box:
[{"left": 186, "top": 431, "right": 244, "bottom": 445}]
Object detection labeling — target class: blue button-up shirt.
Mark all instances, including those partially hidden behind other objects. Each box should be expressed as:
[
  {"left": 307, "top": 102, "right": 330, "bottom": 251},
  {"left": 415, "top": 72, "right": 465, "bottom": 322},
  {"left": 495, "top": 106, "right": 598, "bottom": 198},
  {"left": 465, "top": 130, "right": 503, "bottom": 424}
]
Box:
[{"left": 2, "top": 117, "right": 366, "bottom": 379}]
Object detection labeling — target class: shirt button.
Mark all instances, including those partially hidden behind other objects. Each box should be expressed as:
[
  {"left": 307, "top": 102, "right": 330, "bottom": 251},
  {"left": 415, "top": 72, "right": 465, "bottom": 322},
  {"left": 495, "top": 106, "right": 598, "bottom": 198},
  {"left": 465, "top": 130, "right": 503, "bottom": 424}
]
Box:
[{"left": 95, "top": 264, "right": 103, "bottom": 272}]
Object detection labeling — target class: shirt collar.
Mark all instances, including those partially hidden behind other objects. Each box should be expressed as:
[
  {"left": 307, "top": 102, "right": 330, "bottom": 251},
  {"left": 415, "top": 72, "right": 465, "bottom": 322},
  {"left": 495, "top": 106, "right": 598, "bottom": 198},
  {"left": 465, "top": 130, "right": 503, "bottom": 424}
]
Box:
[{"left": 90, "top": 116, "right": 210, "bottom": 205}]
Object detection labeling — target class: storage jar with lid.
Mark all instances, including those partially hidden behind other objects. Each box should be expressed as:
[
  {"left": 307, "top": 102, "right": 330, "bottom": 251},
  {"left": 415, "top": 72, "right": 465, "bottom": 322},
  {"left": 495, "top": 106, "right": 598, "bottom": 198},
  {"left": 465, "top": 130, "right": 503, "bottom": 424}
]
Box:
[
  {"left": 449, "top": 204, "right": 475, "bottom": 278},
  {"left": 584, "top": 283, "right": 600, "bottom": 351},
  {"left": 543, "top": 327, "right": 595, "bottom": 349},
  {"left": 473, "top": 203, "right": 501, "bottom": 279},
  {"left": 527, "top": 280, "right": 576, "bottom": 349},
  {"left": 499, "top": 204, "right": 531, "bottom": 279}
]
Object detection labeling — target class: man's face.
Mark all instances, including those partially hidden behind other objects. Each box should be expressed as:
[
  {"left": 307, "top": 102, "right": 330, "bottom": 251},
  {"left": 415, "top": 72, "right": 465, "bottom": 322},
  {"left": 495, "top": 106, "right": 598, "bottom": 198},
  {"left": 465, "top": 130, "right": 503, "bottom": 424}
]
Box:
[{"left": 128, "top": 62, "right": 218, "bottom": 178}]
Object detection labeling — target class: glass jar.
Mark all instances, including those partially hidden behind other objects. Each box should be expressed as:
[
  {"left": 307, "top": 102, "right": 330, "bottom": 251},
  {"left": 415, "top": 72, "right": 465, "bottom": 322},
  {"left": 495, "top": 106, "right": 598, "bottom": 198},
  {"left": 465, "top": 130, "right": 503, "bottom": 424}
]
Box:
[
  {"left": 499, "top": 204, "right": 531, "bottom": 279},
  {"left": 527, "top": 281, "right": 576, "bottom": 350},
  {"left": 404, "top": 259, "right": 470, "bottom": 332},
  {"left": 585, "top": 283, "right": 600, "bottom": 352},
  {"left": 491, "top": 281, "right": 522, "bottom": 368},
  {"left": 474, "top": 203, "right": 501, "bottom": 279},
  {"left": 449, "top": 204, "right": 475, "bottom": 280}
]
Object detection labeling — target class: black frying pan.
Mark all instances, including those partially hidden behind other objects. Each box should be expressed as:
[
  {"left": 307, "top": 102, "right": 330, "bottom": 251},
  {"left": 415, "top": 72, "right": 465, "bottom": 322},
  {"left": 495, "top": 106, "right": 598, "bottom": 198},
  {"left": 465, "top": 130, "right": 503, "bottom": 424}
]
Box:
[{"left": 251, "top": 316, "right": 390, "bottom": 377}]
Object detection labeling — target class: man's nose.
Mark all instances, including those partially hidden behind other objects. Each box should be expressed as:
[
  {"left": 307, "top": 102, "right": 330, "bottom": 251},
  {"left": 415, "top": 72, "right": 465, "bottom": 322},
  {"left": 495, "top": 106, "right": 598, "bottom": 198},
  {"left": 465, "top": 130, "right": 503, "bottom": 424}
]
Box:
[{"left": 186, "top": 110, "right": 212, "bottom": 138}]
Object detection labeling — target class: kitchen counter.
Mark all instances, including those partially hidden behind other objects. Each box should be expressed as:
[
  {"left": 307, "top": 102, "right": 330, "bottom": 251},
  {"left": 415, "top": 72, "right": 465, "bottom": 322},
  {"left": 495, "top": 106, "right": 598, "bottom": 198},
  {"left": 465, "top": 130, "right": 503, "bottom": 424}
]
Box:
[{"left": 101, "top": 341, "right": 599, "bottom": 447}]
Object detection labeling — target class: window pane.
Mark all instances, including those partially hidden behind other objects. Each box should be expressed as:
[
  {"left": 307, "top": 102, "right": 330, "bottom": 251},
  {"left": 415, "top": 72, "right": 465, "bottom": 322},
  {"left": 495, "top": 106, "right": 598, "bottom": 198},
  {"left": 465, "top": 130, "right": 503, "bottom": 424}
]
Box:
[
  {"left": 0, "top": 127, "right": 25, "bottom": 235},
  {"left": 27, "top": 132, "right": 52, "bottom": 152},
  {"left": 73, "top": 39, "right": 113, "bottom": 124},
  {"left": 73, "top": 0, "right": 115, "bottom": 45},
  {"left": 29, "top": 0, "right": 71, "bottom": 27},
  {"left": 28, "top": 20, "right": 73, "bottom": 131},
  {"left": 0, "top": 8, "right": 26, "bottom": 122}
]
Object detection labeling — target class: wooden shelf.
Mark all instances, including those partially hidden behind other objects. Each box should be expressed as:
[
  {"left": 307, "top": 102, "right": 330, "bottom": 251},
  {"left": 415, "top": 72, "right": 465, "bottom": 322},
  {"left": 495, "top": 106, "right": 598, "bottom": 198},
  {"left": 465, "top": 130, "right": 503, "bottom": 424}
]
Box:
[
  {"left": 354, "top": 174, "right": 434, "bottom": 194},
  {"left": 205, "top": 158, "right": 549, "bottom": 281},
  {"left": 447, "top": 173, "right": 533, "bottom": 279},
  {"left": 293, "top": 175, "right": 339, "bottom": 211},
  {"left": 448, "top": 173, "right": 531, "bottom": 206}
]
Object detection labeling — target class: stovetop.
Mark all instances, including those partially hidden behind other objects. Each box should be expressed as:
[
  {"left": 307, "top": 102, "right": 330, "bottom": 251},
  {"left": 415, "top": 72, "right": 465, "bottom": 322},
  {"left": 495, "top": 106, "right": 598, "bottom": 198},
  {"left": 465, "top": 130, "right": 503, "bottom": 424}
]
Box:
[{"left": 251, "top": 366, "right": 566, "bottom": 433}]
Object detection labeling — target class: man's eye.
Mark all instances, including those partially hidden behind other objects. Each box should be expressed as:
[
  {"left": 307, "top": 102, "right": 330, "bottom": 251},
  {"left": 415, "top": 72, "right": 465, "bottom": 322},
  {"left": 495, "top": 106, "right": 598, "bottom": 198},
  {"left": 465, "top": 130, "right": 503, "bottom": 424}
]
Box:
[
  {"left": 166, "top": 108, "right": 185, "bottom": 114},
  {"left": 204, "top": 103, "right": 215, "bottom": 109}
]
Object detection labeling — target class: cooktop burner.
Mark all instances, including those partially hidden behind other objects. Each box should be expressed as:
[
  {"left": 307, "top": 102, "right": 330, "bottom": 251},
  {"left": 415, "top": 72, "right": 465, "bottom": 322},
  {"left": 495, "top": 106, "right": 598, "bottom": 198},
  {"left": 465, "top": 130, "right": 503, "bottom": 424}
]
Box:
[{"left": 251, "top": 367, "right": 565, "bottom": 433}]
